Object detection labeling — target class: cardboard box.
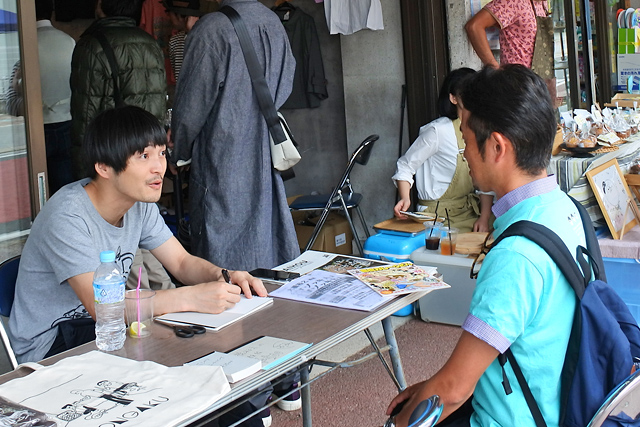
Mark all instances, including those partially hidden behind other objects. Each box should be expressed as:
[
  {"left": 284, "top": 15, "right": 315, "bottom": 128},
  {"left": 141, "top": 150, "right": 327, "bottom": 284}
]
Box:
[
  {"left": 605, "top": 92, "right": 640, "bottom": 108},
  {"left": 617, "top": 54, "right": 640, "bottom": 88},
  {"left": 291, "top": 211, "right": 353, "bottom": 255}
]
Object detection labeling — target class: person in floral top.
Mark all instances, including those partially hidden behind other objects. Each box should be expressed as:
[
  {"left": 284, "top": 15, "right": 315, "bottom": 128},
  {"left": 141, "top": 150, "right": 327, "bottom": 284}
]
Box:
[{"left": 465, "top": 0, "right": 548, "bottom": 69}]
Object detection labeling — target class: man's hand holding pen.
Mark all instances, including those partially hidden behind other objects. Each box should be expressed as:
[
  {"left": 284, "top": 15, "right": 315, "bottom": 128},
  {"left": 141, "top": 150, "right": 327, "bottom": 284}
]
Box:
[{"left": 220, "top": 269, "right": 267, "bottom": 298}]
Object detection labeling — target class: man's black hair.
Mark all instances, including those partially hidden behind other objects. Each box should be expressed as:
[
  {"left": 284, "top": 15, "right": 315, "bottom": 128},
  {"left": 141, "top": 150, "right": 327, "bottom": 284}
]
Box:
[
  {"left": 459, "top": 64, "right": 556, "bottom": 175},
  {"left": 35, "top": 0, "right": 53, "bottom": 21},
  {"left": 100, "top": 0, "right": 144, "bottom": 21},
  {"left": 438, "top": 67, "right": 476, "bottom": 120},
  {"left": 83, "top": 105, "right": 167, "bottom": 179}
]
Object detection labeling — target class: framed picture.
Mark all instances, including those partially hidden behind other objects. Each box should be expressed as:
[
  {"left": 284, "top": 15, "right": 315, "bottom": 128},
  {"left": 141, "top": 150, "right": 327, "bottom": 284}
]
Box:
[{"left": 586, "top": 159, "right": 639, "bottom": 239}]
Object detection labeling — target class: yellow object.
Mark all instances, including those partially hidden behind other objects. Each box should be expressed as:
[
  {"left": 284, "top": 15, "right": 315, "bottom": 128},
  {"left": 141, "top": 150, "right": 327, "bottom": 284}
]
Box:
[{"left": 129, "top": 322, "right": 146, "bottom": 336}]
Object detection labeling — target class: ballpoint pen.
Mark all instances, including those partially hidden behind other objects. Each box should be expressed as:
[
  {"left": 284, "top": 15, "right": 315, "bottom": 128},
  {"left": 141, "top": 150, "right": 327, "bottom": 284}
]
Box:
[{"left": 221, "top": 269, "right": 232, "bottom": 284}]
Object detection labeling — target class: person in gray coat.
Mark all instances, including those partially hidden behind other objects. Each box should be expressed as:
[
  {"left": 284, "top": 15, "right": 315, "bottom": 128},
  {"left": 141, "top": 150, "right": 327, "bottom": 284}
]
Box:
[{"left": 170, "top": 0, "right": 299, "bottom": 272}]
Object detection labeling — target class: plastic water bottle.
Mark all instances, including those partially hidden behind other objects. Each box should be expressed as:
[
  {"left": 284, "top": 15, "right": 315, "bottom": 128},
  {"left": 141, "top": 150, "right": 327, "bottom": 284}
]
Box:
[{"left": 93, "top": 250, "right": 126, "bottom": 351}]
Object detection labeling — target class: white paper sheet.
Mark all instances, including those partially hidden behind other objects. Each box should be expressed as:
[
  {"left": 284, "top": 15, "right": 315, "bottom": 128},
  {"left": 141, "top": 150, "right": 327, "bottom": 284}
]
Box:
[{"left": 269, "top": 269, "right": 391, "bottom": 311}]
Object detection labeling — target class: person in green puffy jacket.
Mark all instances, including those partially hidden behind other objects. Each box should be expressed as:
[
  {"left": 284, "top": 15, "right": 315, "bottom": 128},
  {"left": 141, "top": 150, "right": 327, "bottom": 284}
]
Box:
[{"left": 70, "top": 0, "right": 167, "bottom": 180}]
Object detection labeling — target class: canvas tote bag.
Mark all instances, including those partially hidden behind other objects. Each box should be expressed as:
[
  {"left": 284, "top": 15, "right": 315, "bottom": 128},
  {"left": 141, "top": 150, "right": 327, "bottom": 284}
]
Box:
[
  {"left": 0, "top": 351, "right": 230, "bottom": 427},
  {"left": 530, "top": 0, "right": 555, "bottom": 80}
]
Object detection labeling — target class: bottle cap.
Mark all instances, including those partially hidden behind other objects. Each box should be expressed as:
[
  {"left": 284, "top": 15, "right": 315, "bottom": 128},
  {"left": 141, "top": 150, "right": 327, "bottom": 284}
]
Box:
[{"left": 99, "top": 250, "right": 116, "bottom": 263}]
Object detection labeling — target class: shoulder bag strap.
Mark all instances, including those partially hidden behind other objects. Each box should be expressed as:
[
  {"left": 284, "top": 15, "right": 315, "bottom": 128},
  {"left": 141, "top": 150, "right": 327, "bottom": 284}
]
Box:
[
  {"left": 218, "top": 6, "right": 287, "bottom": 144},
  {"left": 529, "top": 0, "right": 551, "bottom": 18},
  {"left": 93, "top": 31, "right": 124, "bottom": 107}
]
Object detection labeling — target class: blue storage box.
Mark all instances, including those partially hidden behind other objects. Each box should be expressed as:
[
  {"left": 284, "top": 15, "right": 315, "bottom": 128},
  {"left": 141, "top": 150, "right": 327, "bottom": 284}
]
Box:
[
  {"left": 603, "top": 257, "right": 640, "bottom": 325},
  {"left": 363, "top": 230, "right": 426, "bottom": 263}
]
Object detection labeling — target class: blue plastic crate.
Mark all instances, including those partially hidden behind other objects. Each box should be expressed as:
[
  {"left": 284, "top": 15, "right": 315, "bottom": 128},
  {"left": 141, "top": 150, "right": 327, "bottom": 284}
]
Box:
[
  {"left": 363, "top": 230, "right": 426, "bottom": 263},
  {"left": 603, "top": 257, "right": 640, "bottom": 325}
]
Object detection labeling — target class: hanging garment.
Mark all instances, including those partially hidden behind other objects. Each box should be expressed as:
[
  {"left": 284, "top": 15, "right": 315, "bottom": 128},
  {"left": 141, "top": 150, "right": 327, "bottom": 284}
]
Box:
[
  {"left": 273, "top": 3, "right": 328, "bottom": 108},
  {"left": 323, "top": 0, "right": 384, "bottom": 36}
]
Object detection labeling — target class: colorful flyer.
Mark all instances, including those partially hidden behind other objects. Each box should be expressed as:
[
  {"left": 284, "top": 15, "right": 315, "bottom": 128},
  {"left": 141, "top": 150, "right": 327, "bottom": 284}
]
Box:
[{"left": 347, "top": 262, "right": 449, "bottom": 296}]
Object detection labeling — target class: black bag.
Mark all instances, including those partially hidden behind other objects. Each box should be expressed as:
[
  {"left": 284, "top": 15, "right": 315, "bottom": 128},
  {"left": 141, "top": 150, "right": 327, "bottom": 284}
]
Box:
[{"left": 490, "top": 197, "right": 640, "bottom": 427}]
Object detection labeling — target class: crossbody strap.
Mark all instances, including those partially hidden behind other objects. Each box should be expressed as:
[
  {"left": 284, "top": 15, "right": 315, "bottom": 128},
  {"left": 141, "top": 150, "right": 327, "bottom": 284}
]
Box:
[
  {"left": 219, "top": 6, "right": 287, "bottom": 144},
  {"left": 93, "top": 31, "right": 124, "bottom": 107}
]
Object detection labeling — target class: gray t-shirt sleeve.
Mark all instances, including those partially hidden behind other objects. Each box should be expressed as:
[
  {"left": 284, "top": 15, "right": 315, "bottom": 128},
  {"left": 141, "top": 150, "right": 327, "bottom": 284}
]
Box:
[
  {"left": 138, "top": 202, "right": 174, "bottom": 251},
  {"left": 34, "top": 195, "right": 102, "bottom": 285}
]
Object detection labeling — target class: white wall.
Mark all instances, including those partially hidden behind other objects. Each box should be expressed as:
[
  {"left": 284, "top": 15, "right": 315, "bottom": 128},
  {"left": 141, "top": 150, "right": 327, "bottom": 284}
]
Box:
[{"left": 446, "top": 0, "right": 482, "bottom": 70}]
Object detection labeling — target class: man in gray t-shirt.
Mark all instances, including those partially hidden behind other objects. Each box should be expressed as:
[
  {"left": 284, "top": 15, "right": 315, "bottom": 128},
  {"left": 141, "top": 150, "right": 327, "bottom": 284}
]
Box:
[{"left": 9, "top": 105, "right": 266, "bottom": 364}]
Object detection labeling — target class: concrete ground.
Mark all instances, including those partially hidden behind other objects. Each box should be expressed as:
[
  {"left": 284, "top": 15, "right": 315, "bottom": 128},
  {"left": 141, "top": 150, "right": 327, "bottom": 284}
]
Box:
[{"left": 270, "top": 316, "right": 462, "bottom": 427}]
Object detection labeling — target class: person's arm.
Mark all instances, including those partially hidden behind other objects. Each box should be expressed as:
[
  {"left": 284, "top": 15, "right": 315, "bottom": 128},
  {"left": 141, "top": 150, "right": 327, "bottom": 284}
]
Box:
[
  {"left": 473, "top": 193, "right": 494, "bottom": 232},
  {"left": 150, "top": 236, "right": 268, "bottom": 315},
  {"left": 465, "top": 9, "right": 500, "bottom": 68},
  {"left": 5, "top": 61, "right": 24, "bottom": 117},
  {"left": 68, "top": 272, "right": 98, "bottom": 319},
  {"left": 186, "top": 16, "right": 199, "bottom": 32},
  {"left": 386, "top": 331, "right": 499, "bottom": 427},
  {"left": 68, "top": 235, "right": 268, "bottom": 320},
  {"left": 394, "top": 180, "right": 412, "bottom": 219},
  {"left": 171, "top": 22, "right": 221, "bottom": 164},
  {"left": 392, "top": 123, "right": 441, "bottom": 219}
]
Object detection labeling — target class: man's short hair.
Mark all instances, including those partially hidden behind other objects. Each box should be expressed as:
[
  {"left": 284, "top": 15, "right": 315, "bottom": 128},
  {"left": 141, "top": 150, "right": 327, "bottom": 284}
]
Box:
[
  {"left": 83, "top": 105, "right": 167, "bottom": 179},
  {"left": 438, "top": 67, "right": 475, "bottom": 120},
  {"left": 459, "top": 65, "right": 556, "bottom": 175},
  {"left": 35, "top": 0, "right": 53, "bottom": 21},
  {"left": 100, "top": 0, "right": 144, "bottom": 21}
]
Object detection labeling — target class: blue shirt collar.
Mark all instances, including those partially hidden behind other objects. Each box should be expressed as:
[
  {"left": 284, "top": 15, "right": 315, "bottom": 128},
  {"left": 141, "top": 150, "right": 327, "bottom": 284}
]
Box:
[{"left": 492, "top": 175, "right": 558, "bottom": 218}]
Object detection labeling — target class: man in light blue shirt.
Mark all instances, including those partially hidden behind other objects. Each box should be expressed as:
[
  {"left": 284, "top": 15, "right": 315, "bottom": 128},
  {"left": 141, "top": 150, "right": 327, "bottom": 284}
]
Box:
[{"left": 387, "top": 65, "right": 583, "bottom": 427}]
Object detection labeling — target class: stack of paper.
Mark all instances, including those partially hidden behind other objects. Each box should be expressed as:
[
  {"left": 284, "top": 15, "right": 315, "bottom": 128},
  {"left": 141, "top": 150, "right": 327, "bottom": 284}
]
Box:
[
  {"left": 347, "top": 262, "right": 448, "bottom": 296},
  {"left": 229, "top": 336, "right": 311, "bottom": 370},
  {"left": 186, "top": 352, "right": 262, "bottom": 383}
]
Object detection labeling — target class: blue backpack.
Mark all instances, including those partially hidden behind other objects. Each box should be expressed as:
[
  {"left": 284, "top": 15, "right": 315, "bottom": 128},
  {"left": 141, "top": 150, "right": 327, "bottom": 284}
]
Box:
[{"left": 490, "top": 197, "right": 640, "bottom": 427}]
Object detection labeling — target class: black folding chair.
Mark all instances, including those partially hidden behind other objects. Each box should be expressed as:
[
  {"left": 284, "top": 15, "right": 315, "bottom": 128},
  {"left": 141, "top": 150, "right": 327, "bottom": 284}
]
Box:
[{"left": 289, "top": 135, "right": 379, "bottom": 256}]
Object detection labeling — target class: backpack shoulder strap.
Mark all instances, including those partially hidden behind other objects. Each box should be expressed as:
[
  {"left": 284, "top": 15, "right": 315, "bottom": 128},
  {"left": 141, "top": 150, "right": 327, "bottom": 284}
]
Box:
[
  {"left": 491, "top": 218, "right": 589, "bottom": 427},
  {"left": 93, "top": 31, "right": 124, "bottom": 107},
  {"left": 568, "top": 196, "right": 606, "bottom": 282},
  {"left": 491, "top": 220, "right": 587, "bottom": 297},
  {"left": 499, "top": 349, "right": 547, "bottom": 427}
]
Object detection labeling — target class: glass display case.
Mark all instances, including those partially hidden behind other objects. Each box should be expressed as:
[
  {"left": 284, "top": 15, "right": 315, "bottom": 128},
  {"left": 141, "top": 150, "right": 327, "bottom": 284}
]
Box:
[{"left": 556, "top": 0, "right": 625, "bottom": 109}]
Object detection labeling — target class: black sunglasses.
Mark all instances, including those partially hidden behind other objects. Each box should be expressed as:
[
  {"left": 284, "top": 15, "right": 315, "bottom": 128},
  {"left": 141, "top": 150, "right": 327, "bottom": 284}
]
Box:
[{"left": 470, "top": 229, "right": 494, "bottom": 279}]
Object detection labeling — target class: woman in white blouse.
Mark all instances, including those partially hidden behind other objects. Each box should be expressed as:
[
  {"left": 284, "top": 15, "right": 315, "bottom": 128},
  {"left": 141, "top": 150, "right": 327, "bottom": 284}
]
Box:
[{"left": 393, "top": 68, "right": 493, "bottom": 233}]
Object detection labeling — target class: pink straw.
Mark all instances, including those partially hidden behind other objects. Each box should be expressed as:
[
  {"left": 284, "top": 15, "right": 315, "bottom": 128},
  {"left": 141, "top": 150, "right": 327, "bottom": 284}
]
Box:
[{"left": 136, "top": 266, "right": 142, "bottom": 336}]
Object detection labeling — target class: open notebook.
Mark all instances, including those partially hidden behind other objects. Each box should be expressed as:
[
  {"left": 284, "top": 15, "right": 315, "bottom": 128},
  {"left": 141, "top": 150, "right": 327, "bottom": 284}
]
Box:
[{"left": 155, "top": 296, "right": 273, "bottom": 331}]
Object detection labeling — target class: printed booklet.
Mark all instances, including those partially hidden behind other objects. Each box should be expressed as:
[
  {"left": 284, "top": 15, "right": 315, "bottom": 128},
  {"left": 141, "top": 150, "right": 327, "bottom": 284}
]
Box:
[{"left": 348, "top": 261, "right": 449, "bottom": 296}]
